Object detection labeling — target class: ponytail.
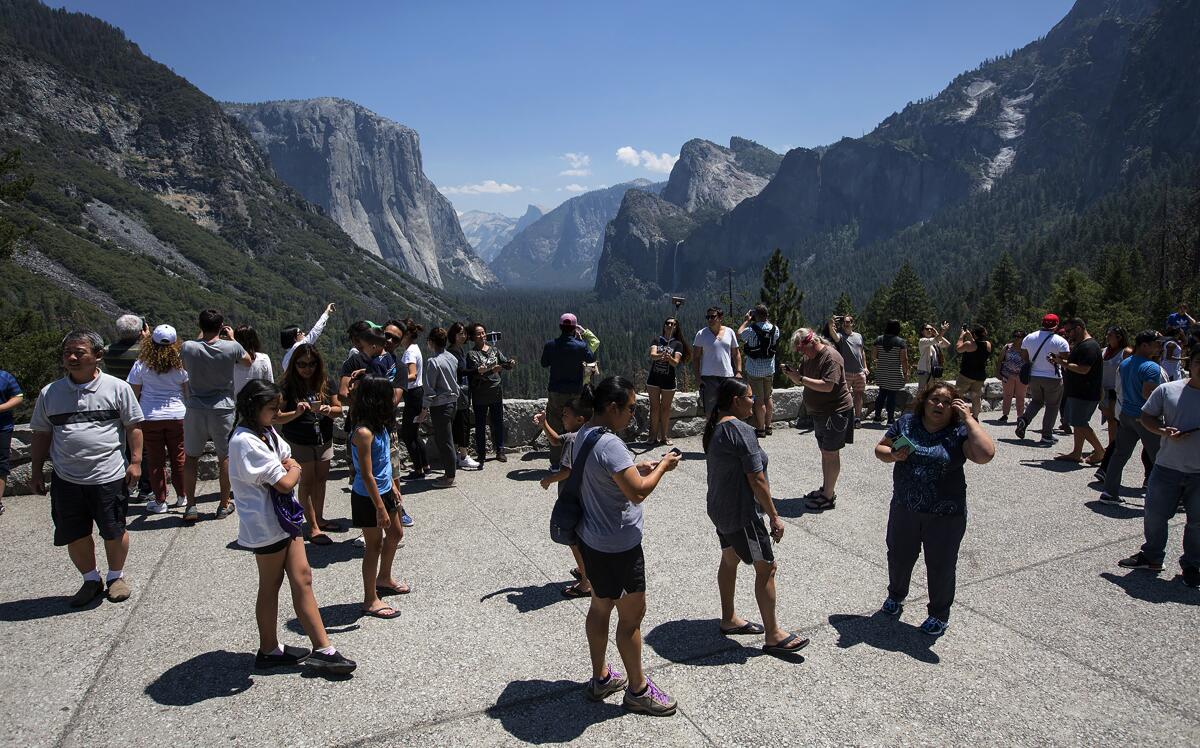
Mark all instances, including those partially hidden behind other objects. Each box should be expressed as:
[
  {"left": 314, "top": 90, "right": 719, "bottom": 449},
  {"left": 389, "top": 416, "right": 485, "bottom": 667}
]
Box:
[
  {"left": 702, "top": 378, "right": 751, "bottom": 452},
  {"left": 583, "top": 376, "right": 635, "bottom": 416}
]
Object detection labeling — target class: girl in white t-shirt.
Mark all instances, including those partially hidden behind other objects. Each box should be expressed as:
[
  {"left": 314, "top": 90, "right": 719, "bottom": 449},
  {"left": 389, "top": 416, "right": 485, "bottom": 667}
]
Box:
[
  {"left": 228, "top": 379, "right": 356, "bottom": 675},
  {"left": 233, "top": 325, "right": 274, "bottom": 396},
  {"left": 127, "top": 325, "right": 189, "bottom": 513}
]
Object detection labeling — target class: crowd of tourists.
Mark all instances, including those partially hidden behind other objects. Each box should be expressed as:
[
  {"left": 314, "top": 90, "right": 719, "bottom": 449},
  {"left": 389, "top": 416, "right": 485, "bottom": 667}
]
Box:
[{"left": 1, "top": 297, "right": 1195, "bottom": 714}]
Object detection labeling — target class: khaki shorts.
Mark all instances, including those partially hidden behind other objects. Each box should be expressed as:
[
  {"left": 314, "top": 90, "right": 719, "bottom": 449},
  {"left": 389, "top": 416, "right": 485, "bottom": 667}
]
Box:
[
  {"left": 845, "top": 371, "right": 867, "bottom": 395},
  {"left": 748, "top": 375, "right": 773, "bottom": 403},
  {"left": 957, "top": 375, "right": 985, "bottom": 397},
  {"left": 183, "top": 408, "right": 234, "bottom": 457},
  {"left": 285, "top": 439, "right": 334, "bottom": 463}
]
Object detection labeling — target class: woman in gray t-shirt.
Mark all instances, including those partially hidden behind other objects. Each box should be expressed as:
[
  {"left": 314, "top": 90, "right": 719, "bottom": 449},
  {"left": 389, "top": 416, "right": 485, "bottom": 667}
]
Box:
[
  {"left": 702, "top": 377, "right": 807, "bottom": 656},
  {"left": 572, "top": 376, "right": 681, "bottom": 716}
]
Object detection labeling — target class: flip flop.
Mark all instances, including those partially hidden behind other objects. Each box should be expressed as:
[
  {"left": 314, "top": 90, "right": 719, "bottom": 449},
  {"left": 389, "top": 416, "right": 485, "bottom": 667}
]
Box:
[
  {"left": 318, "top": 521, "right": 345, "bottom": 532},
  {"left": 308, "top": 533, "right": 333, "bottom": 546},
  {"left": 376, "top": 583, "right": 412, "bottom": 596},
  {"left": 562, "top": 582, "right": 592, "bottom": 598},
  {"left": 762, "top": 633, "right": 810, "bottom": 656},
  {"left": 362, "top": 606, "right": 401, "bottom": 619},
  {"left": 720, "top": 621, "right": 765, "bottom": 636}
]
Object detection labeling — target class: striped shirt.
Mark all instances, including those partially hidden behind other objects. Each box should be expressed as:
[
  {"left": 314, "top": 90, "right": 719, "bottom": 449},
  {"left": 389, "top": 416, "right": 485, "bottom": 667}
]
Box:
[
  {"left": 30, "top": 372, "right": 144, "bottom": 484},
  {"left": 873, "top": 335, "right": 908, "bottom": 391}
]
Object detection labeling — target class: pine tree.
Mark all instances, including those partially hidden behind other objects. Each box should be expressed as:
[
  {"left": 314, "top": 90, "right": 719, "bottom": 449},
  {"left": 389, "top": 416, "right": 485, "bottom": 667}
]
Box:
[
  {"left": 759, "top": 248, "right": 805, "bottom": 335},
  {"left": 833, "top": 292, "right": 856, "bottom": 317},
  {"left": 0, "top": 150, "right": 33, "bottom": 260},
  {"left": 883, "top": 261, "right": 934, "bottom": 329}
]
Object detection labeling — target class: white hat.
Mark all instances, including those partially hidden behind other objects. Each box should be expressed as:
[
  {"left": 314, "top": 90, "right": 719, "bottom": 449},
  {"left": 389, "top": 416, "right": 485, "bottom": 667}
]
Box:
[{"left": 151, "top": 324, "right": 177, "bottom": 345}]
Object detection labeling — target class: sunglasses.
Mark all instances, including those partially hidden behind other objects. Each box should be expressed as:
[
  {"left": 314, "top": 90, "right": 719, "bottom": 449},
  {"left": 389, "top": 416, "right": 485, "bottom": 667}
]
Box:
[
  {"left": 384, "top": 333, "right": 402, "bottom": 342},
  {"left": 664, "top": 321, "right": 677, "bottom": 327},
  {"left": 705, "top": 314, "right": 720, "bottom": 320},
  {"left": 295, "top": 360, "right": 317, "bottom": 369}
]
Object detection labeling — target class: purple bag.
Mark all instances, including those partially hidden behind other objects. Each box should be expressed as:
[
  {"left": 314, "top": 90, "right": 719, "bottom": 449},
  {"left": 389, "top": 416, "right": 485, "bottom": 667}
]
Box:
[{"left": 265, "top": 431, "right": 304, "bottom": 537}]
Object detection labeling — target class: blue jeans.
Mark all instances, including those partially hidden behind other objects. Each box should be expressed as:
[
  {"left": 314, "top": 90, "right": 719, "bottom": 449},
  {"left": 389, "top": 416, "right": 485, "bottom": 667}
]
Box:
[
  {"left": 1140, "top": 465, "right": 1200, "bottom": 570},
  {"left": 473, "top": 400, "right": 505, "bottom": 458}
]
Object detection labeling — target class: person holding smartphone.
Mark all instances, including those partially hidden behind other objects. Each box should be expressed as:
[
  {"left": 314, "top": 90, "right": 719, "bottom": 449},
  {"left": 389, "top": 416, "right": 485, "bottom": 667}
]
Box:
[
  {"left": 702, "top": 378, "right": 807, "bottom": 656},
  {"left": 873, "top": 382, "right": 995, "bottom": 637}
]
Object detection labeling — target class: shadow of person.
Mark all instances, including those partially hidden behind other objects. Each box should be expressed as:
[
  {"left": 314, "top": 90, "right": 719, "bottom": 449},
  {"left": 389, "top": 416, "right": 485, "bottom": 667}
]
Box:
[
  {"left": 506, "top": 468, "right": 550, "bottom": 482},
  {"left": 486, "top": 678, "right": 623, "bottom": 743},
  {"left": 521, "top": 450, "right": 550, "bottom": 462},
  {"left": 124, "top": 511, "right": 186, "bottom": 532},
  {"left": 144, "top": 650, "right": 255, "bottom": 705},
  {"left": 1099, "top": 571, "right": 1199, "bottom": 606},
  {"left": 643, "top": 618, "right": 758, "bottom": 666},
  {"left": 302, "top": 539, "right": 364, "bottom": 569},
  {"left": 1083, "top": 500, "right": 1143, "bottom": 520},
  {"left": 285, "top": 602, "right": 364, "bottom": 635},
  {"left": 480, "top": 582, "right": 567, "bottom": 613},
  {"left": 774, "top": 497, "right": 815, "bottom": 518},
  {"left": 0, "top": 594, "right": 99, "bottom": 621},
  {"left": 1017, "top": 458, "right": 1087, "bottom": 474},
  {"left": 828, "top": 612, "right": 940, "bottom": 664}
]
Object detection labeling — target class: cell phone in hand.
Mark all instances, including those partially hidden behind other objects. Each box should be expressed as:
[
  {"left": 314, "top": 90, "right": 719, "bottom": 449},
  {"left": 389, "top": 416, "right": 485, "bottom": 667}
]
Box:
[
  {"left": 666, "top": 447, "right": 682, "bottom": 457},
  {"left": 891, "top": 434, "right": 916, "bottom": 452}
]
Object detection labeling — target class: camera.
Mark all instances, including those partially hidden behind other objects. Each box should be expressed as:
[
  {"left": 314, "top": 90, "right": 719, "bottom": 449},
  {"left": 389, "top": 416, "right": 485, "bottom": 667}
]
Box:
[
  {"left": 670, "top": 295, "right": 686, "bottom": 308},
  {"left": 486, "top": 331, "right": 502, "bottom": 345}
]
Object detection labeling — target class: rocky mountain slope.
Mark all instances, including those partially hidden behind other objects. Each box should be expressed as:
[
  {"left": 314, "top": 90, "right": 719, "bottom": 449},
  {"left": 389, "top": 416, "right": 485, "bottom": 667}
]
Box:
[
  {"left": 0, "top": 0, "right": 463, "bottom": 358},
  {"left": 489, "top": 180, "right": 662, "bottom": 288},
  {"left": 458, "top": 204, "right": 543, "bottom": 263},
  {"left": 223, "top": 98, "right": 496, "bottom": 291},
  {"left": 659, "top": 137, "right": 782, "bottom": 215}
]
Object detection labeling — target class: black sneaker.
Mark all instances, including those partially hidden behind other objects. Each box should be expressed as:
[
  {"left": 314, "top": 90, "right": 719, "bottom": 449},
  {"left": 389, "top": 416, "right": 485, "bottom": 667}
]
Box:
[
  {"left": 306, "top": 649, "right": 357, "bottom": 675},
  {"left": 255, "top": 644, "right": 310, "bottom": 669},
  {"left": 1098, "top": 492, "right": 1122, "bottom": 504},
  {"left": 1093, "top": 468, "right": 1106, "bottom": 483},
  {"left": 1117, "top": 552, "right": 1163, "bottom": 572},
  {"left": 1182, "top": 567, "right": 1200, "bottom": 588},
  {"left": 1015, "top": 417, "right": 1027, "bottom": 439}
]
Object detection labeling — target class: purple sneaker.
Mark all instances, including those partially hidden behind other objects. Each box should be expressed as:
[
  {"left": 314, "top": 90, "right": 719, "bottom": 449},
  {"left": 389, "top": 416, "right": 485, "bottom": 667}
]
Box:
[
  {"left": 585, "top": 664, "right": 627, "bottom": 701},
  {"left": 623, "top": 676, "right": 677, "bottom": 716}
]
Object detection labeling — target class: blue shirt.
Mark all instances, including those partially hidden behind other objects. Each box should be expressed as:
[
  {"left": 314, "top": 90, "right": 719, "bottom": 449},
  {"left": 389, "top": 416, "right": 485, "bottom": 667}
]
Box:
[
  {"left": 1165, "top": 312, "right": 1190, "bottom": 333},
  {"left": 541, "top": 334, "right": 597, "bottom": 394},
  {"left": 351, "top": 428, "right": 392, "bottom": 495},
  {"left": 0, "top": 370, "right": 22, "bottom": 432},
  {"left": 1118, "top": 355, "right": 1163, "bottom": 417},
  {"left": 885, "top": 413, "right": 969, "bottom": 516}
]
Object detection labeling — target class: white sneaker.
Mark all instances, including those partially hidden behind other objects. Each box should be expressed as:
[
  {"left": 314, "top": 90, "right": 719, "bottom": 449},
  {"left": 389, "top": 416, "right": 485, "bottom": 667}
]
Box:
[
  {"left": 145, "top": 499, "right": 168, "bottom": 514},
  {"left": 457, "top": 455, "right": 481, "bottom": 470},
  {"left": 171, "top": 495, "right": 187, "bottom": 508}
]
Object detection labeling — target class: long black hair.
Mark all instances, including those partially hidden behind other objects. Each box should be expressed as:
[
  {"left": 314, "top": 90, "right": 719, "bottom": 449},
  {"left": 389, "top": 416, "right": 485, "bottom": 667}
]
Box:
[
  {"left": 578, "top": 376, "right": 635, "bottom": 418},
  {"left": 703, "top": 378, "right": 751, "bottom": 452},
  {"left": 349, "top": 375, "right": 396, "bottom": 434},
  {"left": 232, "top": 379, "right": 283, "bottom": 440},
  {"left": 661, "top": 318, "right": 692, "bottom": 365}
]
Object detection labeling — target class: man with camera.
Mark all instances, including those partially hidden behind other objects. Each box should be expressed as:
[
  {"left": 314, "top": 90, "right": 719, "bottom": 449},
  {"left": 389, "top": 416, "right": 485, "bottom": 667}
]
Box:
[
  {"left": 541, "top": 313, "right": 599, "bottom": 470},
  {"left": 1017, "top": 313, "right": 1071, "bottom": 445},
  {"left": 468, "top": 324, "right": 516, "bottom": 466},
  {"left": 737, "top": 304, "right": 780, "bottom": 437},
  {"left": 693, "top": 307, "right": 741, "bottom": 417},
  {"left": 783, "top": 328, "right": 854, "bottom": 512},
  {"left": 826, "top": 314, "right": 867, "bottom": 426}
]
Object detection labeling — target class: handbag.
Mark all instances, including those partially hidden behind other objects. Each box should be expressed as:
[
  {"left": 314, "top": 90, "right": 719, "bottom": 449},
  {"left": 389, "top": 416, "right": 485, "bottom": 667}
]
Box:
[
  {"left": 549, "top": 427, "right": 607, "bottom": 546},
  {"left": 1019, "top": 332, "right": 1052, "bottom": 385},
  {"left": 930, "top": 345, "right": 944, "bottom": 380},
  {"left": 265, "top": 430, "right": 305, "bottom": 537}
]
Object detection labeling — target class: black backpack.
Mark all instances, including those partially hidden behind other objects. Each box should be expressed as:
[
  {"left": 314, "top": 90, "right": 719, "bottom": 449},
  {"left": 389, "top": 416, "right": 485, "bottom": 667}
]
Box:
[
  {"left": 549, "top": 427, "right": 607, "bottom": 546},
  {"left": 745, "top": 322, "right": 780, "bottom": 360}
]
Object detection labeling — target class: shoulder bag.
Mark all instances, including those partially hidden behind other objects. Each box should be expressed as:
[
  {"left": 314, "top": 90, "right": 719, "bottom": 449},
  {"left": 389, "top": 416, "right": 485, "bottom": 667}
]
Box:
[
  {"left": 1019, "top": 333, "right": 1052, "bottom": 385},
  {"left": 549, "top": 427, "right": 608, "bottom": 546},
  {"left": 265, "top": 430, "right": 305, "bottom": 537}
]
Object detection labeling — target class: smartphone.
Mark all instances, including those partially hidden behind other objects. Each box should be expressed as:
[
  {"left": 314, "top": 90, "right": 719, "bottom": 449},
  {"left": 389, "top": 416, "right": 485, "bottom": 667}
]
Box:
[
  {"left": 667, "top": 447, "right": 683, "bottom": 457},
  {"left": 891, "top": 434, "right": 916, "bottom": 452}
]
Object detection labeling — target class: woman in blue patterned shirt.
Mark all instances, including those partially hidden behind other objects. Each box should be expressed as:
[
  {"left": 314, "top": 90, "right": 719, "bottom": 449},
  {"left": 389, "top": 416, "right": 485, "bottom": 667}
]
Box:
[{"left": 873, "top": 381, "right": 995, "bottom": 637}]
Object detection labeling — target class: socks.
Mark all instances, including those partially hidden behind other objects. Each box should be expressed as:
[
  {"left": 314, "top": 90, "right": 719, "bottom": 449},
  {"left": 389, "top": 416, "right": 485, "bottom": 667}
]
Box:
[
  {"left": 317, "top": 646, "right": 336, "bottom": 655},
  {"left": 82, "top": 570, "right": 101, "bottom": 583},
  {"left": 106, "top": 570, "right": 124, "bottom": 583}
]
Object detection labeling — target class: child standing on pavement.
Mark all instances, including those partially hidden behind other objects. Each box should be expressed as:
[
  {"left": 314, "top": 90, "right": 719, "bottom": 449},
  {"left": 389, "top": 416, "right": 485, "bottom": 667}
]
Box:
[
  {"left": 536, "top": 397, "right": 594, "bottom": 598},
  {"left": 350, "top": 375, "right": 409, "bottom": 619}
]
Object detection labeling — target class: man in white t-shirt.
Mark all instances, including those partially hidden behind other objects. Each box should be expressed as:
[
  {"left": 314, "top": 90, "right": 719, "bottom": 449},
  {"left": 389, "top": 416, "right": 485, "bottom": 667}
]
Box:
[
  {"left": 693, "top": 307, "right": 741, "bottom": 416},
  {"left": 1016, "top": 313, "right": 1071, "bottom": 444}
]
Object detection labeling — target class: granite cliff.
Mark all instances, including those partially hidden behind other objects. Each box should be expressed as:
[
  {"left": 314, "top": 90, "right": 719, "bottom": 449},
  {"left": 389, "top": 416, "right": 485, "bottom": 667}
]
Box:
[{"left": 458, "top": 204, "right": 544, "bottom": 263}]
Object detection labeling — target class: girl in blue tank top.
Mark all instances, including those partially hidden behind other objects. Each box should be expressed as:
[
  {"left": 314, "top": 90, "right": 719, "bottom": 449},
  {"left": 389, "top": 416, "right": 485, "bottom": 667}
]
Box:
[{"left": 348, "top": 375, "right": 409, "bottom": 620}]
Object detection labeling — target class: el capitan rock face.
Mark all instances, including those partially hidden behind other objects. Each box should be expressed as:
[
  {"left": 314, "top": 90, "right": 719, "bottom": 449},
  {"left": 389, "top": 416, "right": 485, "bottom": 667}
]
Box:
[{"left": 224, "top": 98, "right": 497, "bottom": 291}]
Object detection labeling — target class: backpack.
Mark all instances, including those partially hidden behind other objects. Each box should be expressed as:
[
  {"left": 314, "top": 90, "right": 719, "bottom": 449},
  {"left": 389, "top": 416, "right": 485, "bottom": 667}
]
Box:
[
  {"left": 549, "top": 427, "right": 608, "bottom": 546},
  {"left": 745, "top": 322, "right": 780, "bottom": 360}
]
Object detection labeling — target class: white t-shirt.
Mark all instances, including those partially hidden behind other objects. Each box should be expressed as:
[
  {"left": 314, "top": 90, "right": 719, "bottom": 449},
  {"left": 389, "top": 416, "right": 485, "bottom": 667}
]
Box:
[
  {"left": 693, "top": 326, "right": 738, "bottom": 377},
  {"left": 401, "top": 344, "right": 424, "bottom": 389},
  {"left": 127, "top": 361, "right": 189, "bottom": 420},
  {"left": 233, "top": 352, "right": 274, "bottom": 396},
  {"left": 229, "top": 426, "right": 292, "bottom": 549},
  {"left": 1021, "top": 330, "right": 1070, "bottom": 379}
]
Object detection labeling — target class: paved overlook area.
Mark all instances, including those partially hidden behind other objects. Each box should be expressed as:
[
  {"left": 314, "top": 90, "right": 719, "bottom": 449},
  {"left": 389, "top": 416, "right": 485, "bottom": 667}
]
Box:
[{"left": 2, "top": 415, "right": 1197, "bottom": 747}]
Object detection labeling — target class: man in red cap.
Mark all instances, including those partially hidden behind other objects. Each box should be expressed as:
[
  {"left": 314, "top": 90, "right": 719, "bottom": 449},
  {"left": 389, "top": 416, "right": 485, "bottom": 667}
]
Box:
[
  {"left": 540, "top": 313, "right": 599, "bottom": 469},
  {"left": 1017, "top": 313, "right": 1071, "bottom": 444}
]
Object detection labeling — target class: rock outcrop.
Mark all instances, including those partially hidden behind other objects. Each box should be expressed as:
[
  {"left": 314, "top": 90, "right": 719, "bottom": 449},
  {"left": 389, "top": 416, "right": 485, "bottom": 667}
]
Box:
[
  {"left": 458, "top": 204, "right": 544, "bottom": 263},
  {"left": 659, "top": 137, "right": 781, "bottom": 214},
  {"left": 593, "top": 190, "right": 698, "bottom": 297},
  {"left": 224, "top": 98, "right": 498, "bottom": 291}
]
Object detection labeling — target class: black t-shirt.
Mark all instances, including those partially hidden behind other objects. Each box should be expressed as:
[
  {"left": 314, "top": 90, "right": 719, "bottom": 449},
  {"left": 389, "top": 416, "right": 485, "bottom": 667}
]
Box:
[
  {"left": 280, "top": 389, "right": 334, "bottom": 446},
  {"left": 959, "top": 340, "right": 992, "bottom": 381},
  {"left": 339, "top": 351, "right": 387, "bottom": 380},
  {"left": 649, "top": 337, "right": 683, "bottom": 377},
  {"left": 1065, "top": 338, "right": 1103, "bottom": 401}
]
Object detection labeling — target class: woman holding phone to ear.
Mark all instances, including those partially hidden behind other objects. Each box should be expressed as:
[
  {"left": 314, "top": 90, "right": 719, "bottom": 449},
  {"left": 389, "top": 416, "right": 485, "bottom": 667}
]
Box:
[{"left": 873, "top": 382, "right": 995, "bottom": 637}]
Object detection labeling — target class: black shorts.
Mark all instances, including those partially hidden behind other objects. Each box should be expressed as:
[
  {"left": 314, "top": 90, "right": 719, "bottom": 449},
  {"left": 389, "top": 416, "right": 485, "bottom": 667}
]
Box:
[
  {"left": 813, "top": 409, "right": 855, "bottom": 452},
  {"left": 50, "top": 474, "right": 128, "bottom": 546},
  {"left": 0, "top": 430, "right": 10, "bottom": 478},
  {"left": 646, "top": 368, "right": 677, "bottom": 391},
  {"left": 252, "top": 537, "right": 294, "bottom": 555},
  {"left": 351, "top": 489, "right": 399, "bottom": 528},
  {"left": 717, "top": 515, "right": 775, "bottom": 565},
  {"left": 578, "top": 541, "right": 646, "bottom": 600}
]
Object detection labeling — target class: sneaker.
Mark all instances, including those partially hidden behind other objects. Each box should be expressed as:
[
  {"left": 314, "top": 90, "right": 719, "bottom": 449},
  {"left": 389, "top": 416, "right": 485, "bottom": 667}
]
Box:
[
  {"left": 183, "top": 505, "right": 200, "bottom": 522},
  {"left": 997, "top": 415, "right": 1009, "bottom": 424},
  {"left": 1117, "top": 552, "right": 1163, "bottom": 572},
  {"left": 136, "top": 488, "right": 155, "bottom": 502},
  {"left": 145, "top": 499, "right": 168, "bottom": 514},
  {"left": 353, "top": 535, "right": 366, "bottom": 547},
  {"left": 1098, "top": 492, "right": 1122, "bottom": 504},
  {"left": 1093, "top": 468, "right": 1106, "bottom": 483},
  {"left": 306, "top": 649, "right": 357, "bottom": 675},
  {"left": 106, "top": 577, "right": 131, "bottom": 602},
  {"left": 69, "top": 579, "right": 105, "bottom": 608},
  {"left": 920, "top": 616, "right": 949, "bottom": 637},
  {"left": 623, "top": 677, "right": 677, "bottom": 717},
  {"left": 496, "top": 452, "right": 508, "bottom": 463},
  {"left": 216, "top": 504, "right": 235, "bottom": 520},
  {"left": 432, "top": 477, "right": 455, "bottom": 489},
  {"left": 457, "top": 455, "right": 480, "bottom": 470},
  {"left": 1039, "top": 435, "right": 1057, "bottom": 446},
  {"left": 171, "top": 495, "right": 188, "bottom": 509},
  {"left": 585, "top": 665, "right": 628, "bottom": 701},
  {"left": 255, "top": 644, "right": 310, "bottom": 669},
  {"left": 881, "top": 597, "right": 903, "bottom": 617},
  {"left": 400, "top": 513, "right": 414, "bottom": 528},
  {"left": 1015, "top": 417, "right": 1027, "bottom": 440},
  {"left": 1182, "top": 567, "right": 1200, "bottom": 588}
]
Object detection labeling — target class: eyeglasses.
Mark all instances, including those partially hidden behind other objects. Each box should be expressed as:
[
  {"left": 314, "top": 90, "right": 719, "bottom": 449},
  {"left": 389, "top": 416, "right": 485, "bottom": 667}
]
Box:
[
  {"left": 384, "top": 333, "right": 401, "bottom": 343},
  {"left": 295, "top": 360, "right": 317, "bottom": 369},
  {"left": 927, "top": 397, "right": 953, "bottom": 407},
  {"left": 705, "top": 314, "right": 720, "bottom": 320}
]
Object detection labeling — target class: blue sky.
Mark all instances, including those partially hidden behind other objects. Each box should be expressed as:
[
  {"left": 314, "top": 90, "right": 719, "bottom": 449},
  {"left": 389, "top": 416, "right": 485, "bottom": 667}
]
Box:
[{"left": 57, "top": 0, "right": 1075, "bottom": 216}]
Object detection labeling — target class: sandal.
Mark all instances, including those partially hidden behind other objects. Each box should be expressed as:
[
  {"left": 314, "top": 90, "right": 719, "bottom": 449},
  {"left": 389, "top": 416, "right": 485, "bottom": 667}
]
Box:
[
  {"left": 376, "top": 582, "right": 412, "bottom": 596},
  {"left": 569, "top": 568, "right": 582, "bottom": 580},
  {"left": 804, "top": 492, "right": 837, "bottom": 511},
  {"left": 317, "top": 520, "right": 345, "bottom": 533},
  {"left": 720, "top": 621, "right": 765, "bottom": 636},
  {"left": 562, "top": 582, "right": 592, "bottom": 598},
  {"left": 362, "top": 605, "right": 401, "bottom": 619},
  {"left": 308, "top": 533, "right": 333, "bottom": 546},
  {"left": 762, "top": 633, "right": 810, "bottom": 656}
]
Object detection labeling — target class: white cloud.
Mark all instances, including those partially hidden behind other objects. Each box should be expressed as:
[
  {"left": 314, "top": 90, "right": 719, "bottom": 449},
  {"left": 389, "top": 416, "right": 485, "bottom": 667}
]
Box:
[
  {"left": 562, "top": 183, "right": 589, "bottom": 193},
  {"left": 559, "top": 152, "right": 592, "bottom": 177},
  {"left": 440, "top": 180, "right": 522, "bottom": 195},
  {"left": 615, "top": 146, "right": 678, "bottom": 174},
  {"left": 559, "top": 168, "right": 590, "bottom": 177}
]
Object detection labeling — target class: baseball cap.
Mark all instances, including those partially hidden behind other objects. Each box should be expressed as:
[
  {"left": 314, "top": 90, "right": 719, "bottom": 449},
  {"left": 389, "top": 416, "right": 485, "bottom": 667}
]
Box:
[
  {"left": 1134, "top": 330, "right": 1165, "bottom": 346},
  {"left": 1041, "top": 313, "right": 1059, "bottom": 328},
  {"left": 360, "top": 325, "right": 386, "bottom": 344},
  {"left": 151, "top": 324, "right": 177, "bottom": 345},
  {"left": 560, "top": 313, "right": 578, "bottom": 327}
]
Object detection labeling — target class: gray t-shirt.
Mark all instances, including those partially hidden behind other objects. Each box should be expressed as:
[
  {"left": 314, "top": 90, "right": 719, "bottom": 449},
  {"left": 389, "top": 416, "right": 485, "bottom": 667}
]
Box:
[
  {"left": 30, "top": 372, "right": 144, "bottom": 484},
  {"left": 574, "top": 425, "right": 639, "bottom": 553},
  {"left": 837, "top": 332, "right": 866, "bottom": 374},
  {"left": 181, "top": 339, "right": 247, "bottom": 410},
  {"left": 1141, "top": 380, "right": 1200, "bottom": 474},
  {"left": 705, "top": 419, "right": 767, "bottom": 534}
]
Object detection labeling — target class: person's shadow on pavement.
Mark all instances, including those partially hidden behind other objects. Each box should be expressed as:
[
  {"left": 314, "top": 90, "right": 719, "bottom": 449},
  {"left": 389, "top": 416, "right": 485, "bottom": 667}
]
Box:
[
  {"left": 486, "top": 678, "right": 623, "bottom": 743},
  {"left": 480, "top": 582, "right": 565, "bottom": 613},
  {"left": 1100, "top": 571, "right": 1199, "bottom": 606},
  {"left": 644, "top": 618, "right": 764, "bottom": 666},
  {"left": 828, "top": 612, "right": 940, "bottom": 664},
  {"left": 145, "top": 650, "right": 255, "bottom": 705}
]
